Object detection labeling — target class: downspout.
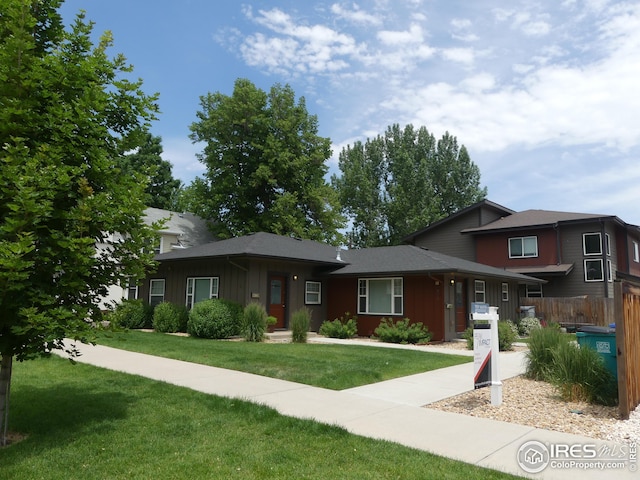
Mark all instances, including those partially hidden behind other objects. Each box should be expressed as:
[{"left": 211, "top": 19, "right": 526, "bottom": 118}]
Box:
[{"left": 601, "top": 221, "right": 608, "bottom": 298}]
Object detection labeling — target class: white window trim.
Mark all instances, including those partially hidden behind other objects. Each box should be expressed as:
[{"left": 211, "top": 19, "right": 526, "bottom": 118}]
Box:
[
  {"left": 186, "top": 277, "right": 219, "bottom": 309},
  {"left": 149, "top": 279, "right": 165, "bottom": 305},
  {"left": 583, "top": 233, "right": 602, "bottom": 256},
  {"left": 607, "top": 259, "right": 613, "bottom": 283},
  {"left": 605, "top": 233, "right": 611, "bottom": 256},
  {"left": 634, "top": 241, "right": 640, "bottom": 263},
  {"left": 526, "top": 283, "right": 543, "bottom": 297},
  {"left": 501, "top": 282, "right": 509, "bottom": 302},
  {"left": 508, "top": 236, "right": 538, "bottom": 258},
  {"left": 474, "top": 280, "right": 486, "bottom": 303},
  {"left": 584, "top": 259, "right": 604, "bottom": 282},
  {"left": 358, "top": 277, "right": 403, "bottom": 315},
  {"left": 305, "top": 281, "right": 322, "bottom": 305}
]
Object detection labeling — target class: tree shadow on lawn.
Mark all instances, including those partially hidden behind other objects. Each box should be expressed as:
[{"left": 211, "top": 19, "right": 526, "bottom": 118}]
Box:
[{"left": 1, "top": 360, "right": 134, "bottom": 466}]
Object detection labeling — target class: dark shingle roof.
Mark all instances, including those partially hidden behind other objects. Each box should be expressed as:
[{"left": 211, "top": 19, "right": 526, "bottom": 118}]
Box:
[
  {"left": 334, "top": 245, "right": 541, "bottom": 283},
  {"left": 462, "top": 209, "right": 620, "bottom": 234},
  {"left": 155, "top": 231, "right": 344, "bottom": 265}
]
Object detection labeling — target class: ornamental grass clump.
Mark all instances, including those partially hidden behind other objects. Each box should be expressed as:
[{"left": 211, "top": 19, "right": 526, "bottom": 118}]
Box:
[
  {"left": 242, "top": 302, "right": 267, "bottom": 342},
  {"left": 291, "top": 307, "right": 311, "bottom": 343},
  {"left": 525, "top": 327, "right": 566, "bottom": 380}
]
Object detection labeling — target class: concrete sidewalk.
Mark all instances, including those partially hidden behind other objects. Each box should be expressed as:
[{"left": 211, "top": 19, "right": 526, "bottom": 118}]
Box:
[{"left": 60, "top": 340, "right": 636, "bottom": 480}]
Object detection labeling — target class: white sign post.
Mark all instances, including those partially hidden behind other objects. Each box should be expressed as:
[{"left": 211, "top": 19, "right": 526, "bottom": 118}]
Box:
[{"left": 472, "top": 306, "right": 502, "bottom": 406}]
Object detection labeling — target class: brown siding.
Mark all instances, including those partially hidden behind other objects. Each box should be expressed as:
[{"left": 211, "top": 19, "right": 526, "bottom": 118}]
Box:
[{"left": 327, "top": 275, "right": 447, "bottom": 340}]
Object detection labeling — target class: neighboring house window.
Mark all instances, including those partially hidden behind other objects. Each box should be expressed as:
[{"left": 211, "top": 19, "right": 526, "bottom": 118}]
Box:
[
  {"left": 305, "top": 281, "right": 321, "bottom": 305},
  {"left": 584, "top": 259, "right": 604, "bottom": 282},
  {"left": 474, "top": 280, "right": 486, "bottom": 303},
  {"left": 607, "top": 260, "right": 613, "bottom": 282},
  {"left": 583, "top": 233, "right": 602, "bottom": 256},
  {"left": 634, "top": 241, "right": 640, "bottom": 262},
  {"left": 127, "top": 281, "right": 139, "bottom": 300},
  {"left": 526, "top": 284, "right": 543, "bottom": 297},
  {"left": 186, "top": 277, "right": 219, "bottom": 309},
  {"left": 149, "top": 279, "right": 165, "bottom": 306},
  {"left": 501, "top": 283, "right": 509, "bottom": 302},
  {"left": 605, "top": 233, "right": 611, "bottom": 256},
  {"left": 509, "top": 236, "right": 538, "bottom": 258},
  {"left": 358, "top": 278, "right": 403, "bottom": 315}
]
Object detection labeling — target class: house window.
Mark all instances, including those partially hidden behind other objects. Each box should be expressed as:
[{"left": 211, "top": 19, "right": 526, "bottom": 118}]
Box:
[
  {"left": 583, "top": 233, "right": 602, "bottom": 256},
  {"left": 305, "top": 281, "right": 321, "bottom": 305},
  {"left": 358, "top": 278, "right": 403, "bottom": 315},
  {"left": 634, "top": 241, "right": 640, "bottom": 263},
  {"left": 501, "top": 283, "right": 509, "bottom": 302},
  {"left": 584, "top": 259, "right": 604, "bottom": 282},
  {"left": 605, "top": 233, "right": 611, "bottom": 256},
  {"left": 509, "top": 236, "right": 538, "bottom": 258},
  {"left": 127, "top": 280, "right": 139, "bottom": 300},
  {"left": 149, "top": 279, "right": 165, "bottom": 306},
  {"left": 186, "top": 277, "right": 219, "bottom": 309},
  {"left": 607, "top": 260, "right": 613, "bottom": 283},
  {"left": 526, "top": 283, "right": 543, "bottom": 297},
  {"left": 474, "top": 280, "right": 486, "bottom": 303}
]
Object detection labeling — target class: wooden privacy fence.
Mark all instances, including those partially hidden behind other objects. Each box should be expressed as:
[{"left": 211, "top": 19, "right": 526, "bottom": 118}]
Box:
[
  {"left": 615, "top": 280, "right": 640, "bottom": 420},
  {"left": 521, "top": 296, "right": 614, "bottom": 327}
]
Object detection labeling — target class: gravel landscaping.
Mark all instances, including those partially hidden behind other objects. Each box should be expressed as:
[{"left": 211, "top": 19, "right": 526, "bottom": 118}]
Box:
[{"left": 425, "top": 343, "right": 640, "bottom": 446}]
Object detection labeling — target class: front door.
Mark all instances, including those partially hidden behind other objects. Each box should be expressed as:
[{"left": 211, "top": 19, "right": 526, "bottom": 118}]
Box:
[
  {"left": 455, "top": 280, "right": 468, "bottom": 332},
  {"left": 268, "top": 275, "right": 287, "bottom": 329}
]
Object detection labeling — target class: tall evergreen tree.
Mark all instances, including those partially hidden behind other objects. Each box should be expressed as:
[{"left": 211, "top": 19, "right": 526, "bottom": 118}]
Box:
[
  {"left": 189, "top": 78, "right": 344, "bottom": 244},
  {"left": 334, "top": 124, "right": 486, "bottom": 247},
  {"left": 119, "top": 133, "right": 182, "bottom": 210},
  {"left": 0, "top": 0, "right": 159, "bottom": 445}
]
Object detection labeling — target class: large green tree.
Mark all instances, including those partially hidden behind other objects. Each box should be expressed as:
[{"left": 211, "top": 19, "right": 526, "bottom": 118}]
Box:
[
  {"left": 119, "top": 133, "right": 182, "bottom": 210},
  {"left": 334, "top": 124, "right": 486, "bottom": 247},
  {"left": 0, "top": 0, "right": 159, "bottom": 445},
  {"left": 189, "top": 78, "right": 345, "bottom": 244}
]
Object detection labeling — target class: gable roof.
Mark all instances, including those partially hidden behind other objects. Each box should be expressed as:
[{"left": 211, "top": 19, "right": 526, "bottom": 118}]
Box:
[
  {"left": 144, "top": 207, "right": 216, "bottom": 248},
  {"left": 155, "top": 231, "right": 345, "bottom": 265},
  {"left": 334, "top": 245, "right": 541, "bottom": 283},
  {"left": 403, "top": 199, "right": 515, "bottom": 243},
  {"left": 461, "top": 209, "right": 622, "bottom": 234}
]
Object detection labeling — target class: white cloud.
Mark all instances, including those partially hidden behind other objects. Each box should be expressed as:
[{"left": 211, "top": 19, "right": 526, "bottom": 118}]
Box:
[
  {"left": 377, "top": 23, "right": 424, "bottom": 45},
  {"left": 330, "top": 3, "right": 382, "bottom": 26},
  {"left": 162, "top": 138, "right": 205, "bottom": 184},
  {"left": 440, "top": 47, "right": 475, "bottom": 65}
]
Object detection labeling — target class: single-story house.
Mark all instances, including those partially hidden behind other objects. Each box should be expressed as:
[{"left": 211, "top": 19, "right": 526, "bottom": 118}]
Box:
[{"left": 138, "top": 232, "right": 542, "bottom": 341}]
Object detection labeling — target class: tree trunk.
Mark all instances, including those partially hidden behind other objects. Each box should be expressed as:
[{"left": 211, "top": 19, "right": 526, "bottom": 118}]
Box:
[{"left": 0, "top": 354, "right": 13, "bottom": 447}]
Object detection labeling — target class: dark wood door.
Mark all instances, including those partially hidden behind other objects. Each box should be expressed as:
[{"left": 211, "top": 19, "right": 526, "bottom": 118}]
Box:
[
  {"left": 455, "top": 280, "right": 468, "bottom": 332},
  {"left": 268, "top": 275, "right": 286, "bottom": 329}
]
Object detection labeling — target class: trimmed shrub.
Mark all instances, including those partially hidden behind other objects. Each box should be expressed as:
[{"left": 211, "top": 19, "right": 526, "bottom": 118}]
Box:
[
  {"left": 187, "top": 299, "right": 242, "bottom": 339},
  {"left": 463, "top": 321, "right": 517, "bottom": 351},
  {"left": 108, "top": 299, "right": 153, "bottom": 329},
  {"left": 549, "top": 340, "right": 618, "bottom": 406},
  {"left": 525, "top": 327, "right": 566, "bottom": 380},
  {"left": 318, "top": 313, "right": 358, "bottom": 339},
  {"left": 498, "top": 320, "right": 517, "bottom": 351},
  {"left": 153, "top": 302, "right": 189, "bottom": 333},
  {"left": 374, "top": 318, "right": 432, "bottom": 344},
  {"left": 242, "top": 302, "right": 267, "bottom": 342},
  {"left": 291, "top": 308, "right": 311, "bottom": 343}
]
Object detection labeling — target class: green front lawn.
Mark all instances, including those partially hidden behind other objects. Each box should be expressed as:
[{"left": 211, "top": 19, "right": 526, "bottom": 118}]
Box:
[
  {"left": 94, "top": 330, "right": 471, "bottom": 390},
  {"left": 1, "top": 357, "right": 522, "bottom": 479}
]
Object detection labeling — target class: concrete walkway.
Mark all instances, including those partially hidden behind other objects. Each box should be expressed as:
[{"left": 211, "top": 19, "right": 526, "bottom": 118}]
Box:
[{"left": 59, "top": 339, "right": 636, "bottom": 480}]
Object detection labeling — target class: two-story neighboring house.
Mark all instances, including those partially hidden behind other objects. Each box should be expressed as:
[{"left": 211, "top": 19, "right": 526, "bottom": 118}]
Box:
[
  {"left": 405, "top": 200, "right": 640, "bottom": 304},
  {"left": 98, "top": 208, "right": 215, "bottom": 309}
]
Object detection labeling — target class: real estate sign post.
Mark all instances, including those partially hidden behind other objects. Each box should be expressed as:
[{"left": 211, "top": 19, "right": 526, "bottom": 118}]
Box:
[{"left": 472, "top": 305, "right": 502, "bottom": 406}]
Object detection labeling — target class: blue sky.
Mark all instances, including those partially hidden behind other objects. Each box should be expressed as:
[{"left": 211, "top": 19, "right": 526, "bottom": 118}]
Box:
[{"left": 60, "top": 1, "right": 640, "bottom": 225}]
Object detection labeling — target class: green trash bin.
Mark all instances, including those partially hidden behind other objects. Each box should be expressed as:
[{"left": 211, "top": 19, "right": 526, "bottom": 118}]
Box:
[{"left": 576, "top": 326, "right": 617, "bottom": 380}]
